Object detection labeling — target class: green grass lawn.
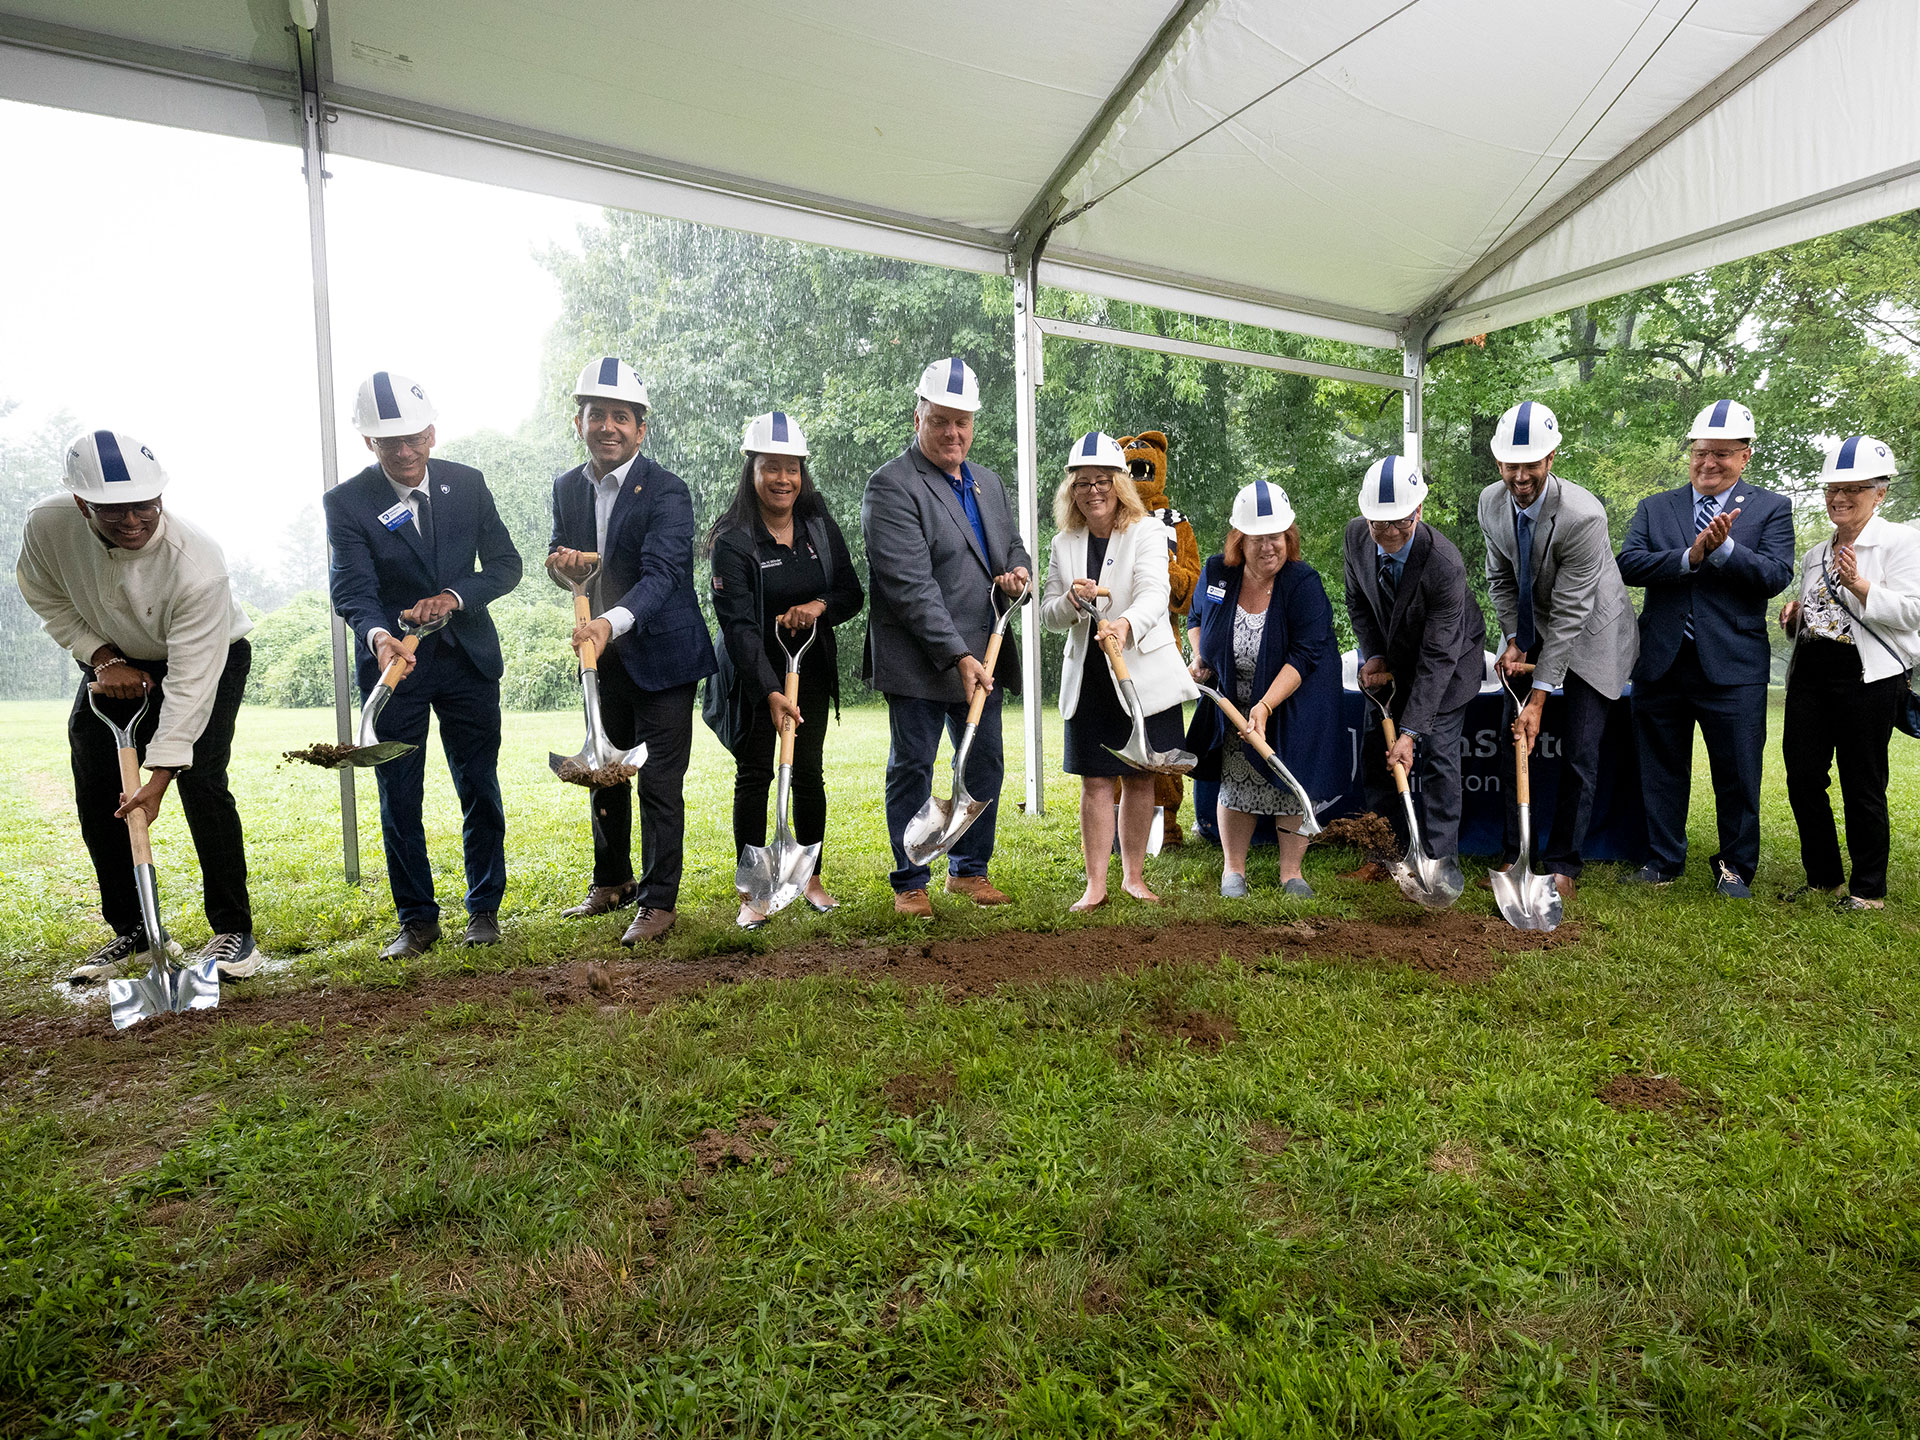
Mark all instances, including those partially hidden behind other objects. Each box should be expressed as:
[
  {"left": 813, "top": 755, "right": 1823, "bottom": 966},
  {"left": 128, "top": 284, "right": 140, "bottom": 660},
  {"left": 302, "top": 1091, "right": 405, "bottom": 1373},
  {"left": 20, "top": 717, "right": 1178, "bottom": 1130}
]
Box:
[{"left": 4, "top": 697, "right": 1920, "bottom": 1436}]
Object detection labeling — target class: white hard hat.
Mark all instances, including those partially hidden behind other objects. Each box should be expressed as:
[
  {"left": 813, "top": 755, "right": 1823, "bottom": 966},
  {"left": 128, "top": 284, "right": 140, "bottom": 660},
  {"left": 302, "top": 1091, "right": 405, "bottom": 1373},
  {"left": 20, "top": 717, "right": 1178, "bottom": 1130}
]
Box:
[
  {"left": 1490, "top": 399, "right": 1561, "bottom": 464},
  {"left": 1066, "top": 431, "right": 1126, "bottom": 471},
  {"left": 1688, "top": 399, "right": 1755, "bottom": 441},
  {"left": 1229, "top": 477, "right": 1295, "bottom": 536},
  {"left": 65, "top": 428, "right": 169, "bottom": 504},
  {"left": 915, "top": 356, "right": 981, "bottom": 413},
  {"left": 1359, "top": 454, "right": 1427, "bottom": 522},
  {"left": 742, "top": 410, "right": 809, "bottom": 457},
  {"left": 1821, "top": 434, "right": 1898, "bottom": 484},
  {"left": 352, "top": 370, "right": 438, "bottom": 438},
  {"left": 573, "top": 355, "right": 650, "bottom": 410}
]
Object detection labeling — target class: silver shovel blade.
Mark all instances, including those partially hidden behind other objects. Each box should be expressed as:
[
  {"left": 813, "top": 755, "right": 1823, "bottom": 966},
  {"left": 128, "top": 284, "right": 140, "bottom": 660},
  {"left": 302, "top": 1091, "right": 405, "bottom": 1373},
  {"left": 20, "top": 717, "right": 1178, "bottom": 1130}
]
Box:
[
  {"left": 1390, "top": 849, "right": 1466, "bottom": 909},
  {"left": 764, "top": 839, "right": 820, "bottom": 917},
  {"left": 904, "top": 795, "right": 989, "bottom": 867},
  {"left": 1490, "top": 864, "right": 1562, "bottom": 931},
  {"left": 1103, "top": 740, "right": 1198, "bottom": 776},
  {"left": 107, "top": 951, "right": 220, "bottom": 1029},
  {"left": 736, "top": 845, "right": 777, "bottom": 912}
]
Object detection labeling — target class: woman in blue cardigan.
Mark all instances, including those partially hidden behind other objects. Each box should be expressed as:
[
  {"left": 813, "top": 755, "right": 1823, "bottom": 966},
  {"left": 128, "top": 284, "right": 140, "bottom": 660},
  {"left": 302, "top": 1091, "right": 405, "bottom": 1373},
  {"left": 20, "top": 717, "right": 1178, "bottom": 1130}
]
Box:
[{"left": 1185, "top": 479, "right": 1344, "bottom": 897}]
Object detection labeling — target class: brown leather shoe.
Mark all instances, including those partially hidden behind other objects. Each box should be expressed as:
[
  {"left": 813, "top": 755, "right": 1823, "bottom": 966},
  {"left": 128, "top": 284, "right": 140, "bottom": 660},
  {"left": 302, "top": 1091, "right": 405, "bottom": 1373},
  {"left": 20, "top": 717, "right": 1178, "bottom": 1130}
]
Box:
[
  {"left": 893, "top": 889, "right": 934, "bottom": 920},
  {"left": 1341, "top": 860, "right": 1390, "bottom": 883},
  {"left": 1553, "top": 873, "right": 1577, "bottom": 900},
  {"left": 562, "top": 881, "right": 638, "bottom": 918},
  {"left": 620, "top": 907, "right": 676, "bottom": 946},
  {"left": 945, "top": 875, "right": 1011, "bottom": 906}
]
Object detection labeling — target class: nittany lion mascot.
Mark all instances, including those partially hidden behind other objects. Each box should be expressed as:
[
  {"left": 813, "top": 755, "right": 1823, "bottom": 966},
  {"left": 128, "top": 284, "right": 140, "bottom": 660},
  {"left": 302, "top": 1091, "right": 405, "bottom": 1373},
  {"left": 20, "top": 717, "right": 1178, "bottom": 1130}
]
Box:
[{"left": 1119, "top": 430, "right": 1200, "bottom": 845}]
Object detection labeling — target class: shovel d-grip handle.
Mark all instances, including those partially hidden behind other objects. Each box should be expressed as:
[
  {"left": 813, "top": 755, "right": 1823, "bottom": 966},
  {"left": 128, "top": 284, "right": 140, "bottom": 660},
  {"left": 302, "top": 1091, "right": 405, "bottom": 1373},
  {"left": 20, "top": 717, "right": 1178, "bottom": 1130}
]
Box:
[{"left": 376, "top": 631, "right": 423, "bottom": 691}]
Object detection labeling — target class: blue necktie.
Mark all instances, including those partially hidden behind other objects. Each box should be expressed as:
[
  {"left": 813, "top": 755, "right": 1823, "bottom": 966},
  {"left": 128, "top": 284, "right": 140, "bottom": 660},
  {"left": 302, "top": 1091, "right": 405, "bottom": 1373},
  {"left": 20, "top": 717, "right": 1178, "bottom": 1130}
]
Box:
[
  {"left": 1515, "top": 509, "right": 1536, "bottom": 653},
  {"left": 1684, "top": 493, "right": 1717, "bottom": 642}
]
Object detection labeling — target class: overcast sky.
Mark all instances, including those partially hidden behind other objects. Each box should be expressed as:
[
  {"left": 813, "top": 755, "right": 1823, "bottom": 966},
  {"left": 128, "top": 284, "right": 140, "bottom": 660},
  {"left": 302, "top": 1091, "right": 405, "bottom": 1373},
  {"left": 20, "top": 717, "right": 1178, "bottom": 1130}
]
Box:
[{"left": 0, "top": 98, "right": 598, "bottom": 560}]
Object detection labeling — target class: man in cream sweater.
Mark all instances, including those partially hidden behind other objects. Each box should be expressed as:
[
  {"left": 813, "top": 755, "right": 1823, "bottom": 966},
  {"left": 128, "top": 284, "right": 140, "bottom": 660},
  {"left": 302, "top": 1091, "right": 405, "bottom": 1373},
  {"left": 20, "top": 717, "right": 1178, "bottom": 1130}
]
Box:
[{"left": 15, "top": 430, "right": 262, "bottom": 983}]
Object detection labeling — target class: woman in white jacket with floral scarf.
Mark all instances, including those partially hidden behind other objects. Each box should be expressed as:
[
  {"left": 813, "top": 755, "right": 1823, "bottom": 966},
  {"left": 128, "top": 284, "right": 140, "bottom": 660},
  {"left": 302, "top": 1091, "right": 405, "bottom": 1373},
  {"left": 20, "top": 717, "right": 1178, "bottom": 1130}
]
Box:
[
  {"left": 1779, "top": 436, "right": 1920, "bottom": 909},
  {"left": 1041, "top": 432, "right": 1198, "bottom": 912}
]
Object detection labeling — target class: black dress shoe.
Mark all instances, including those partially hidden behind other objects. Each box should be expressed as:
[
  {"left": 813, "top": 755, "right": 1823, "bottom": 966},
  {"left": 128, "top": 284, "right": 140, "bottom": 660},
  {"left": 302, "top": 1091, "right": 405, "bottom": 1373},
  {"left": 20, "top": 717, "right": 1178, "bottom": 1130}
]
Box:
[
  {"left": 381, "top": 922, "right": 441, "bottom": 959},
  {"left": 463, "top": 912, "right": 501, "bottom": 946}
]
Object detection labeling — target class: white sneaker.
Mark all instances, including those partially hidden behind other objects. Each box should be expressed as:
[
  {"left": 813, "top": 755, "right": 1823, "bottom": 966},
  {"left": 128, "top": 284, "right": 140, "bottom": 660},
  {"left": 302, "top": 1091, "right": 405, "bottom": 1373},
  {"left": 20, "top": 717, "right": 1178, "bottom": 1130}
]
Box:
[
  {"left": 68, "top": 931, "right": 142, "bottom": 984},
  {"left": 197, "top": 932, "right": 264, "bottom": 979}
]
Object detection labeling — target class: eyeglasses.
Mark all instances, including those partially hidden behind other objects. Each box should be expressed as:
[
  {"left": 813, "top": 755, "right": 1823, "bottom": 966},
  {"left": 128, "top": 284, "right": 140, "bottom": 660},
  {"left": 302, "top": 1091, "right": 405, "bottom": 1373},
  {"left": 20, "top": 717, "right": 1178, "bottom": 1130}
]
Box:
[
  {"left": 1688, "top": 445, "right": 1749, "bottom": 461},
  {"left": 85, "top": 501, "right": 161, "bottom": 522},
  {"left": 371, "top": 432, "right": 433, "bottom": 454},
  {"left": 1368, "top": 515, "right": 1416, "bottom": 533},
  {"left": 1071, "top": 478, "right": 1115, "bottom": 493},
  {"left": 1826, "top": 483, "right": 1880, "bottom": 498}
]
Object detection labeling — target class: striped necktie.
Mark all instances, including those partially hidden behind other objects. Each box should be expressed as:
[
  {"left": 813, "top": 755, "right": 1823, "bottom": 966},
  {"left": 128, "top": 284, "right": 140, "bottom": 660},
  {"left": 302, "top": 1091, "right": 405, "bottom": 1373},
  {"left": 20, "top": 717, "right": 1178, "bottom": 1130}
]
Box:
[{"left": 1684, "top": 493, "right": 1717, "bottom": 641}]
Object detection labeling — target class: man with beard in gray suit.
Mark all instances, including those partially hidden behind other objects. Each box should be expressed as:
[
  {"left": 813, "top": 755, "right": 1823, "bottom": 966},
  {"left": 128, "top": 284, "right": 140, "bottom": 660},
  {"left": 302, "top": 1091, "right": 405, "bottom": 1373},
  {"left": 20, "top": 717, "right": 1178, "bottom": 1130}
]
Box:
[
  {"left": 861, "top": 357, "right": 1032, "bottom": 921},
  {"left": 1479, "top": 400, "right": 1639, "bottom": 900}
]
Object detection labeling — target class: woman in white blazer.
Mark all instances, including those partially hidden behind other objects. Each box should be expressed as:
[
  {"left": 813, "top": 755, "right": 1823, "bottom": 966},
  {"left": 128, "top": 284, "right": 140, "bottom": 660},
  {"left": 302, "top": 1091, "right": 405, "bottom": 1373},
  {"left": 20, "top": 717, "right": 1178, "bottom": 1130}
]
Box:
[
  {"left": 1041, "top": 431, "right": 1199, "bottom": 911},
  {"left": 1779, "top": 436, "right": 1920, "bottom": 910}
]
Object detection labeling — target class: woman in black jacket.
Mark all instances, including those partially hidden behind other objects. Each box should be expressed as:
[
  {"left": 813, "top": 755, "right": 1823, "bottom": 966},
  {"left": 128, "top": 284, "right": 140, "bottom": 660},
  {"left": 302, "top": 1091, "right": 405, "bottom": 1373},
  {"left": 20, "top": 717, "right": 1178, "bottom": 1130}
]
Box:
[{"left": 707, "top": 411, "right": 865, "bottom": 928}]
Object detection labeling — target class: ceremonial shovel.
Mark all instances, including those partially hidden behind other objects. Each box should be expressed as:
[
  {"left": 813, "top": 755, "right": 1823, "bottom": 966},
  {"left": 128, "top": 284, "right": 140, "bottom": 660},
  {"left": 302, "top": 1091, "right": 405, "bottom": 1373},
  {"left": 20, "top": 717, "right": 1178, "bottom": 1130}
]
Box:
[
  {"left": 734, "top": 623, "right": 820, "bottom": 919},
  {"left": 548, "top": 552, "right": 648, "bottom": 788},
  {"left": 1191, "top": 682, "right": 1324, "bottom": 837},
  {"left": 1490, "top": 663, "right": 1563, "bottom": 932},
  {"left": 1072, "top": 586, "right": 1196, "bottom": 776},
  {"left": 1360, "top": 674, "right": 1463, "bottom": 908},
  {"left": 86, "top": 687, "right": 219, "bottom": 1029},
  {"left": 285, "top": 612, "right": 447, "bottom": 768},
  {"left": 903, "top": 579, "right": 1030, "bottom": 867}
]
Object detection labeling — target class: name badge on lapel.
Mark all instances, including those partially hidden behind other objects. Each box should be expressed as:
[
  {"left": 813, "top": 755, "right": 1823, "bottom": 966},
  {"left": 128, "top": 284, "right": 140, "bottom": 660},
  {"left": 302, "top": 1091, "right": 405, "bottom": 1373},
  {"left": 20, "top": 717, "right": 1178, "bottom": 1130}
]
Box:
[
  {"left": 1206, "top": 583, "right": 1227, "bottom": 600},
  {"left": 759, "top": 558, "right": 783, "bottom": 570},
  {"left": 378, "top": 500, "right": 411, "bottom": 532}
]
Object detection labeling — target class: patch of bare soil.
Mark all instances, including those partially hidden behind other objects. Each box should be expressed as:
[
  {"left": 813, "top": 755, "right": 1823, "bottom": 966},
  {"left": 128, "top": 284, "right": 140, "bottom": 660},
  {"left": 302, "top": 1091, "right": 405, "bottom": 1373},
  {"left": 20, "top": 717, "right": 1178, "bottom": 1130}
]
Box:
[
  {"left": 689, "top": 1115, "right": 782, "bottom": 1173},
  {"left": 882, "top": 1068, "right": 956, "bottom": 1115},
  {"left": 1428, "top": 1140, "right": 1481, "bottom": 1176},
  {"left": 1595, "top": 1074, "right": 1698, "bottom": 1113},
  {"left": 1246, "top": 1121, "right": 1295, "bottom": 1157},
  {"left": 0, "top": 912, "right": 1574, "bottom": 1070}
]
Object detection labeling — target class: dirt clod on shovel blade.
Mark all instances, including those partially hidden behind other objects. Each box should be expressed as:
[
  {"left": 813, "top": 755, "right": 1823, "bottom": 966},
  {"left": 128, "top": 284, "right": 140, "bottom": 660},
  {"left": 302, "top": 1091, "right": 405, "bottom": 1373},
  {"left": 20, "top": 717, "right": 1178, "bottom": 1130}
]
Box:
[
  {"left": 556, "top": 759, "right": 641, "bottom": 788},
  {"left": 283, "top": 743, "right": 360, "bottom": 768}
]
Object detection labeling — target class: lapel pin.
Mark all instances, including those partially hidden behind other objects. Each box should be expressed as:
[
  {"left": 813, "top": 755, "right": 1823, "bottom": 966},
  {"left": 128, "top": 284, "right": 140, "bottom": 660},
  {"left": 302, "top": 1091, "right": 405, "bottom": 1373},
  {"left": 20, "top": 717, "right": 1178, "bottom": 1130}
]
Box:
[
  {"left": 440, "top": 483, "right": 450, "bottom": 495},
  {"left": 1734, "top": 494, "right": 1745, "bottom": 504},
  {"left": 633, "top": 484, "right": 643, "bottom": 494}
]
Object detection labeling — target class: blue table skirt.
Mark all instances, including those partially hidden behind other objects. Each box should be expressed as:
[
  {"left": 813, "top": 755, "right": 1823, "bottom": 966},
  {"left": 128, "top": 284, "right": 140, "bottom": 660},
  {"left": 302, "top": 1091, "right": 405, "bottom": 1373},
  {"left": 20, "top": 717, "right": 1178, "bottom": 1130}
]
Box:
[{"left": 1192, "top": 680, "right": 1648, "bottom": 861}]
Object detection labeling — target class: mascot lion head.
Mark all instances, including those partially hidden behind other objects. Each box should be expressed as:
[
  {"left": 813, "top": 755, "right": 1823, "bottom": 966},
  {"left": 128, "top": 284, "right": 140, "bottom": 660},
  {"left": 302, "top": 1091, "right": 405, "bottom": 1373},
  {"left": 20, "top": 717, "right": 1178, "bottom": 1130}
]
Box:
[{"left": 1119, "top": 430, "right": 1171, "bottom": 512}]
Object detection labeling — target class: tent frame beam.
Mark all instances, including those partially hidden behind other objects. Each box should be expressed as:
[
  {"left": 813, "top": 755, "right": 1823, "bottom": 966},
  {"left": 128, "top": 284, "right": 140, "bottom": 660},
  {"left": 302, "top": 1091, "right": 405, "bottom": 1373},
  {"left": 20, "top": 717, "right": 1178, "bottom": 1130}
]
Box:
[
  {"left": 1409, "top": 0, "right": 1860, "bottom": 339},
  {"left": 1033, "top": 316, "right": 1411, "bottom": 391}
]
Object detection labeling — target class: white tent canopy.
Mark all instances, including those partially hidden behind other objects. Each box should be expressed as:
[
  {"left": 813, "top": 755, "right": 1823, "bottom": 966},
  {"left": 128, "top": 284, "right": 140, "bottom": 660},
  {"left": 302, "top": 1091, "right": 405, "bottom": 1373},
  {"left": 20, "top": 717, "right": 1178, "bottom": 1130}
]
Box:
[{"left": 6, "top": 0, "right": 1918, "bottom": 838}]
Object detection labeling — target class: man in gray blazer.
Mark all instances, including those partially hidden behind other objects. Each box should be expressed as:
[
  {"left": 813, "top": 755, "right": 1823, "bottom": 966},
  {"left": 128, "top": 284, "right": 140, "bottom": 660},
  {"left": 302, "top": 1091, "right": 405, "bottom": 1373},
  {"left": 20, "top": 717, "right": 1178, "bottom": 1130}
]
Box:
[
  {"left": 862, "top": 357, "right": 1032, "bottom": 920},
  {"left": 1479, "top": 400, "right": 1639, "bottom": 897},
  {"left": 1345, "top": 456, "right": 1486, "bottom": 875}
]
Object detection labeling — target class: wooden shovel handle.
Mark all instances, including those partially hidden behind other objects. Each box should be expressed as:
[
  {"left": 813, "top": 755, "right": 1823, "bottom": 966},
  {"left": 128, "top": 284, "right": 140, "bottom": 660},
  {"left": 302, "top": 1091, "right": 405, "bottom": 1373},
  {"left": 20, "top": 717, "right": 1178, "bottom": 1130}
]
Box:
[
  {"left": 965, "top": 629, "right": 1006, "bottom": 726},
  {"left": 376, "top": 631, "right": 424, "bottom": 690},
  {"left": 1379, "top": 713, "right": 1412, "bottom": 795},
  {"left": 1209, "top": 690, "right": 1277, "bottom": 762},
  {"left": 1513, "top": 736, "right": 1532, "bottom": 805},
  {"left": 116, "top": 743, "right": 152, "bottom": 864},
  {"left": 1097, "top": 631, "right": 1132, "bottom": 683},
  {"left": 778, "top": 668, "right": 801, "bottom": 767},
  {"left": 572, "top": 592, "right": 598, "bottom": 672}
]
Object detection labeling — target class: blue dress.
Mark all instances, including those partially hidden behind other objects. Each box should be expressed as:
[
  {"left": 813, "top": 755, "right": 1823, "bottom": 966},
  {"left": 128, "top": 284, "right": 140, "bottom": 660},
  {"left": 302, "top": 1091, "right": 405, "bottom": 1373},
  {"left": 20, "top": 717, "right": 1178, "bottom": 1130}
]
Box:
[{"left": 1183, "top": 553, "right": 1344, "bottom": 818}]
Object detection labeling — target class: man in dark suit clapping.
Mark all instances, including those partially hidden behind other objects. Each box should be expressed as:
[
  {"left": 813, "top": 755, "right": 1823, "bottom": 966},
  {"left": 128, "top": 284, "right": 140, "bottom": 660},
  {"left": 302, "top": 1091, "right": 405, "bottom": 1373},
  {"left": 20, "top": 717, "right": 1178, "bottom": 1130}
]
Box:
[
  {"left": 1343, "top": 456, "right": 1486, "bottom": 878},
  {"left": 1616, "top": 401, "right": 1795, "bottom": 897},
  {"left": 324, "top": 372, "right": 523, "bottom": 957},
  {"left": 547, "top": 357, "right": 717, "bottom": 946}
]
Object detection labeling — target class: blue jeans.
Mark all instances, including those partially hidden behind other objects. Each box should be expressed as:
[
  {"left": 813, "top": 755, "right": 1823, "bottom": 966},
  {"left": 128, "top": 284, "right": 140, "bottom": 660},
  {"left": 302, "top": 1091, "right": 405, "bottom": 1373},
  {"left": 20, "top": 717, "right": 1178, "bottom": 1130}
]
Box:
[
  {"left": 370, "top": 637, "right": 507, "bottom": 925},
  {"left": 884, "top": 690, "right": 1004, "bottom": 893}
]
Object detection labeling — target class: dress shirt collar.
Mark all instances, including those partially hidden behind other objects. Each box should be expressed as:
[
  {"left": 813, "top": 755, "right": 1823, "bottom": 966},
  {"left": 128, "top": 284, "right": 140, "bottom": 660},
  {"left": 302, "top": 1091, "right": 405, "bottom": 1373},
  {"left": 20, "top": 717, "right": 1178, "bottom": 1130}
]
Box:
[
  {"left": 586, "top": 452, "right": 639, "bottom": 488},
  {"left": 382, "top": 462, "right": 430, "bottom": 503}
]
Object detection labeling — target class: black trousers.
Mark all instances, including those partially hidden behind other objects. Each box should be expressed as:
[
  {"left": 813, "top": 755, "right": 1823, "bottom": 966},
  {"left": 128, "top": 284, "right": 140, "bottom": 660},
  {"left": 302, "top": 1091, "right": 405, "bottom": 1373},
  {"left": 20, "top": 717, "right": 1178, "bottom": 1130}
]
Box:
[
  {"left": 591, "top": 661, "right": 696, "bottom": 910},
  {"left": 1632, "top": 640, "right": 1767, "bottom": 884},
  {"left": 1784, "top": 638, "right": 1900, "bottom": 900},
  {"left": 1502, "top": 668, "right": 1611, "bottom": 879},
  {"left": 730, "top": 667, "right": 830, "bottom": 874},
  {"left": 70, "top": 640, "right": 252, "bottom": 938},
  {"left": 1361, "top": 696, "right": 1469, "bottom": 858}
]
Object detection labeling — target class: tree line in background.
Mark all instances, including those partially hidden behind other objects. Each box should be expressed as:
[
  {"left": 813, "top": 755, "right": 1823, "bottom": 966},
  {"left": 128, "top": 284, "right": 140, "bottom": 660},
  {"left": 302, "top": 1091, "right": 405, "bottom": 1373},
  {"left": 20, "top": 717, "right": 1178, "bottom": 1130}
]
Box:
[{"left": 4, "top": 212, "right": 1916, "bottom": 705}]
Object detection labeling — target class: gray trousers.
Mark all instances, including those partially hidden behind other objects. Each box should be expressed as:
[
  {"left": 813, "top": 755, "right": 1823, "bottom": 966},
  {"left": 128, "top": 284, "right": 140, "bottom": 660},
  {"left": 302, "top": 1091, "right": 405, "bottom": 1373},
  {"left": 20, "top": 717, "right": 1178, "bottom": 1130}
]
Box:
[{"left": 1361, "top": 697, "right": 1469, "bottom": 858}]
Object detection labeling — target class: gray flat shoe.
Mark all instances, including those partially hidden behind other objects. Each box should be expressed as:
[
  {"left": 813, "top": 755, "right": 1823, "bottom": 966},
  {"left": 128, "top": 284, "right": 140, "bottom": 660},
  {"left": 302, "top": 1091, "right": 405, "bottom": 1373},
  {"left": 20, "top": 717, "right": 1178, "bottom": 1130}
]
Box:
[
  {"left": 1281, "top": 878, "right": 1315, "bottom": 899},
  {"left": 1220, "top": 872, "right": 1249, "bottom": 899}
]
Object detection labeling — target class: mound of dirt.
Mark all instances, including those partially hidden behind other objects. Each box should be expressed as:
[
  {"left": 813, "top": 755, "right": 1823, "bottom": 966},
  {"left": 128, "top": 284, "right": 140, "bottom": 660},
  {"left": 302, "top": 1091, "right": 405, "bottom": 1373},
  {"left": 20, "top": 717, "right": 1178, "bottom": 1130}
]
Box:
[
  {"left": 882, "top": 1069, "right": 957, "bottom": 1115},
  {"left": 1595, "top": 1074, "right": 1693, "bottom": 1113},
  {"left": 1, "top": 910, "right": 1573, "bottom": 1062},
  {"left": 1312, "top": 811, "right": 1398, "bottom": 854},
  {"left": 690, "top": 1116, "right": 780, "bottom": 1172}
]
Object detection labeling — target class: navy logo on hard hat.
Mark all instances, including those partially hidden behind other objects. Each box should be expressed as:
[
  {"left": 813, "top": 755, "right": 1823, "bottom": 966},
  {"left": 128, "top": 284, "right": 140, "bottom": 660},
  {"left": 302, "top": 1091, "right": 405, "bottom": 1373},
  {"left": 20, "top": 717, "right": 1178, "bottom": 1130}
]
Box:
[
  {"left": 410, "top": 385, "right": 425, "bottom": 401},
  {"left": 141, "top": 446, "right": 156, "bottom": 461}
]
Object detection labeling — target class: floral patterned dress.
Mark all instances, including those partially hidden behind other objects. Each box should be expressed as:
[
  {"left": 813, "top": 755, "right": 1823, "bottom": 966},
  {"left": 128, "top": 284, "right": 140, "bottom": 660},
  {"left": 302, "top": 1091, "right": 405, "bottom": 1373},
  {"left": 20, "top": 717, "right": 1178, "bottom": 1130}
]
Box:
[{"left": 1217, "top": 605, "right": 1300, "bottom": 816}]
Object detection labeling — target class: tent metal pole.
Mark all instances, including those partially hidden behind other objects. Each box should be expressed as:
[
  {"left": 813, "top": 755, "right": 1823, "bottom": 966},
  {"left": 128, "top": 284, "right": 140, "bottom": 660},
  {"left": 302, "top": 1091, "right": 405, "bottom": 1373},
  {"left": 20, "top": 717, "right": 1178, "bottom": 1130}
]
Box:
[
  {"left": 1011, "top": 248, "right": 1045, "bottom": 817},
  {"left": 296, "top": 20, "right": 359, "bottom": 884},
  {"left": 1401, "top": 331, "right": 1426, "bottom": 471}
]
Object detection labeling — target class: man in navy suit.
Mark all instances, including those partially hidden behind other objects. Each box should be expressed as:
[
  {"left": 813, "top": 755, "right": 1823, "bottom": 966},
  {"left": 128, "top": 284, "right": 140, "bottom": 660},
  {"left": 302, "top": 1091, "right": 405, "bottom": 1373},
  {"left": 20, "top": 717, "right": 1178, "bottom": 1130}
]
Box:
[
  {"left": 1616, "top": 400, "right": 1796, "bottom": 897},
  {"left": 324, "top": 371, "right": 523, "bottom": 956},
  {"left": 547, "top": 357, "right": 716, "bottom": 946}
]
